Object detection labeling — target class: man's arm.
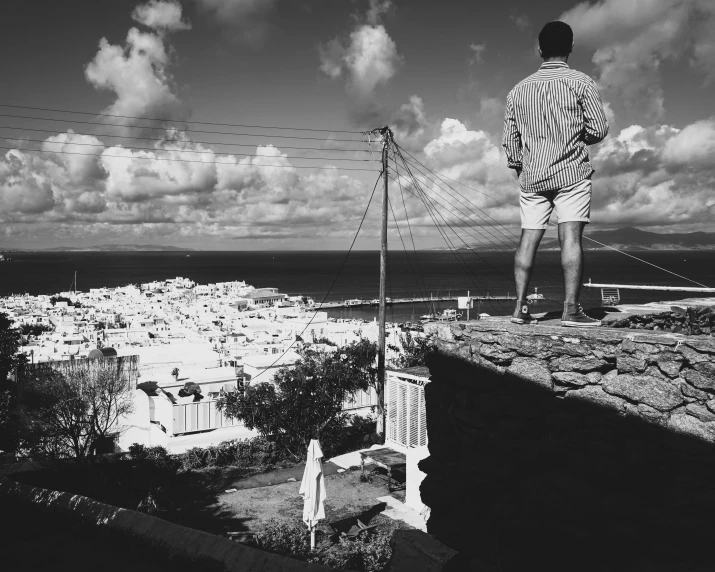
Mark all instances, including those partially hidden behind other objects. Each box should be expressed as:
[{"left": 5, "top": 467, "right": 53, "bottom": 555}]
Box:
[
  {"left": 581, "top": 80, "right": 609, "bottom": 145},
  {"left": 502, "top": 92, "right": 523, "bottom": 171}
]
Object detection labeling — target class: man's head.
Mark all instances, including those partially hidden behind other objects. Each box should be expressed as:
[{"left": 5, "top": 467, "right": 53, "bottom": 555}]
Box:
[{"left": 538, "top": 21, "right": 574, "bottom": 61}]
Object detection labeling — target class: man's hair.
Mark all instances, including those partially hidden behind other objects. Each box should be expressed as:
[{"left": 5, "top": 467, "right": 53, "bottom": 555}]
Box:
[{"left": 538, "top": 21, "right": 573, "bottom": 58}]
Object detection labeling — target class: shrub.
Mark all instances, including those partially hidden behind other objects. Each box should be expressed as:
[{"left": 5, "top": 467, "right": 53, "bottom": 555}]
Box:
[
  {"left": 258, "top": 519, "right": 311, "bottom": 559},
  {"left": 312, "top": 528, "right": 393, "bottom": 572},
  {"left": 178, "top": 436, "right": 283, "bottom": 471},
  {"left": 257, "top": 518, "right": 395, "bottom": 572}
]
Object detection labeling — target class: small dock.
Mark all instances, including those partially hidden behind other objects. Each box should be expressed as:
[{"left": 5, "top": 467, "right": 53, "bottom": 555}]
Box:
[
  {"left": 583, "top": 283, "right": 715, "bottom": 293},
  {"left": 317, "top": 294, "right": 516, "bottom": 309}
]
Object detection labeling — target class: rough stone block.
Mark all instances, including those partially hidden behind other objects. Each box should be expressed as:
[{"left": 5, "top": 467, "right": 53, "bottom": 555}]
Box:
[
  {"left": 683, "top": 368, "right": 715, "bottom": 392},
  {"left": 564, "top": 384, "right": 626, "bottom": 412},
  {"left": 466, "top": 330, "right": 500, "bottom": 344},
  {"left": 550, "top": 356, "right": 609, "bottom": 373},
  {"left": 617, "top": 354, "right": 648, "bottom": 374},
  {"left": 624, "top": 402, "right": 665, "bottom": 422},
  {"left": 602, "top": 374, "right": 684, "bottom": 412},
  {"left": 478, "top": 344, "right": 517, "bottom": 365},
  {"left": 685, "top": 403, "right": 715, "bottom": 423},
  {"left": 553, "top": 372, "right": 589, "bottom": 387},
  {"left": 667, "top": 413, "right": 715, "bottom": 443},
  {"left": 506, "top": 357, "right": 553, "bottom": 391},
  {"left": 657, "top": 352, "right": 683, "bottom": 377},
  {"left": 388, "top": 529, "right": 459, "bottom": 572},
  {"left": 681, "top": 381, "right": 710, "bottom": 401},
  {"left": 681, "top": 345, "right": 711, "bottom": 365},
  {"left": 498, "top": 333, "right": 556, "bottom": 358}
]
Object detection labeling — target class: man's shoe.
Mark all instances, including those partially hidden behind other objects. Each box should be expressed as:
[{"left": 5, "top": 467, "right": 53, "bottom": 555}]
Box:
[
  {"left": 561, "top": 303, "right": 601, "bottom": 328},
  {"left": 511, "top": 300, "right": 536, "bottom": 324}
]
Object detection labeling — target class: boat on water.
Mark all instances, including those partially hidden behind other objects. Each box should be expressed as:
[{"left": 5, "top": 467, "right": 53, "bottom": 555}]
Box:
[
  {"left": 420, "top": 308, "right": 462, "bottom": 324},
  {"left": 527, "top": 287, "right": 543, "bottom": 301},
  {"left": 345, "top": 299, "right": 363, "bottom": 306}
]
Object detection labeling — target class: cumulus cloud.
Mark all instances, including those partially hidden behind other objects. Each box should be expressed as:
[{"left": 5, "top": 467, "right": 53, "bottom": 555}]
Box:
[
  {"left": 85, "top": 27, "right": 183, "bottom": 126},
  {"left": 510, "top": 13, "right": 530, "bottom": 31},
  {"left": 319, "top": 2, "right": 402, "bottom": 125},
  {"left": 587, "top": 119, "right": 715, "bottom": 227},
  {"left": 468, "top": 43, "right": 486, "bottom": 66},
  {"left": 561, "top": 0, "right": 715, "bottom": 118},
  {"left": 132, "top": 0, "right": 191, "bottom": 32},
  {"left": 192, "top": 0, "right": 277, "bottom": 43}
]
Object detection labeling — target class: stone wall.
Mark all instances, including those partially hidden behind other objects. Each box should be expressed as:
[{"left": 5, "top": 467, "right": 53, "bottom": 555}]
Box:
[
  {"left": 0, "top": 477, "right": 335, "bottom": 572},
  {"left": 420, "top": 320, "right": 715, "bottom": 571}
]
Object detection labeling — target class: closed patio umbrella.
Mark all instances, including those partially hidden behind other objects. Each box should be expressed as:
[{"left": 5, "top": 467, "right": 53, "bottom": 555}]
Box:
[{"left": 299, "top": 439, "right": 326, "bottom": 550}]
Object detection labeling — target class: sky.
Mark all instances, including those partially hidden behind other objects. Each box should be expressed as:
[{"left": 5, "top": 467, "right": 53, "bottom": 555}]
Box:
[{"left": 0, "top": 0, "right": 714, "bottom": 250}]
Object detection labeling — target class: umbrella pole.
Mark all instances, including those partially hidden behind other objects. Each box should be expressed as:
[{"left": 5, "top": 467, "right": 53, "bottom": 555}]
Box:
[{"left": 310, "top": 525, "right": 316, "bottom": 550}]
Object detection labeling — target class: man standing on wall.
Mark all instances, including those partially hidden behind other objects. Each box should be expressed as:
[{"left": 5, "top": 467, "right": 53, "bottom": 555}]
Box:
[{"left": 502, "top": 21, "right": 609, "bottom": 327}]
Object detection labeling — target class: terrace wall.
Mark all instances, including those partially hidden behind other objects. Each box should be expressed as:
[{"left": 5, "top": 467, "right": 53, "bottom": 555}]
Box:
[{"left": 420, "top": 320, "right": 715, "bottom": 571}]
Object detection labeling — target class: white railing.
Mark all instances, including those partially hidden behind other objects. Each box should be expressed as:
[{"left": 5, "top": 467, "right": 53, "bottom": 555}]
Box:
[
  {"left": 386, "top": 375, "right": 428, "bottom": 450},
  {"left": 172, "top": 399, "right": 242, "bottom": 435},
  {"left": 342, "top": 386, "right": 379, "bottom": 411}
]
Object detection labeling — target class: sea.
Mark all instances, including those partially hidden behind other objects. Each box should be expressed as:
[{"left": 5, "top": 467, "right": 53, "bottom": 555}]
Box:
[{"left": 1, "top": 250, "right": 713, "bottom": 322}]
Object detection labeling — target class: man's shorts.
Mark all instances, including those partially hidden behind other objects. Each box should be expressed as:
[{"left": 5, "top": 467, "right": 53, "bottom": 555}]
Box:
[{"left": 520, "top": 177, "right": 592, "bottom": 230}]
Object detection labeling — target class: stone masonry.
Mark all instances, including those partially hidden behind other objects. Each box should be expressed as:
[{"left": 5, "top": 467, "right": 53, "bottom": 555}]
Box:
[
  {"left": 419, "top": 320, "right": 715, "bottom": 572},
  {"left": 427, "top": 320, "right": 715, "bottom": 441}
]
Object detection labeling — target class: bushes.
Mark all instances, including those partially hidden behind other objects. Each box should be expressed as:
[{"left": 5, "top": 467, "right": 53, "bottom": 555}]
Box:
[
  {"left": 179, "top": 436, "right": 282, "bottom": 471},
  {"left": 257, "top": 518, "right": 394, "bottom": 572},
  {"left": 258, "top": 519, "right": 312, "bottom": 560},
  {"left": 314, "top": 530, "right": 393, "bottom": 572}
]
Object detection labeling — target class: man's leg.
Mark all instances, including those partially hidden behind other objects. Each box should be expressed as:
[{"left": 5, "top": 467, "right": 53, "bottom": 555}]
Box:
[
  {"left": 514, "top": 229, "right": 546, "bottom": 303},
  {"left": 558, "top": 221, "right": 586, "bottom": 305}
]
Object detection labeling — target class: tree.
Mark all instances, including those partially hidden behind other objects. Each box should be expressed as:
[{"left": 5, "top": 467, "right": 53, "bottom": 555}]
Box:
[
  {"left": 218, "top": 340, "right": 377, "bottom": 459},
  {"left": 20, "top": 356, "right": 136, "bottom": 459},
  {"left": 19, "top": 323, "right": 54, "bottom": 337},
  {"left": 0, "top": 313, "right": 26, "bottom": 456},
  {"left": 388, "top": 331, "right": 433, "bottom": 368}
]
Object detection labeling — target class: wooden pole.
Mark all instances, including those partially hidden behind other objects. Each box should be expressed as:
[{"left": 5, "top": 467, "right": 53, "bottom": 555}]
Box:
[
  {"left": 377, "top": 126, "right": 391, "bottom": 439},
  {"left": 466, "top": 290, "right": 470, "bottom": 321}
]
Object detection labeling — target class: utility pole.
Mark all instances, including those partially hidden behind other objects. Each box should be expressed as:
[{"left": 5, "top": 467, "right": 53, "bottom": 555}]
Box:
[{"left": 376, "top": 125, "right": 392, "bottom": 440}]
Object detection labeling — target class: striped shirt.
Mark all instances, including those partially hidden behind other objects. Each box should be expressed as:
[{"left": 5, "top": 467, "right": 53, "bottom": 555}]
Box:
[{"left": 502, "top": 61, "right": 609, "bottom": 193}]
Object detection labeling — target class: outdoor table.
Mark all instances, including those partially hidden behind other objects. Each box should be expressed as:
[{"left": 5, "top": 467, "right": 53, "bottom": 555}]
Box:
[{"left": 359, "top": 447, "right": 406, "bottom": 493}]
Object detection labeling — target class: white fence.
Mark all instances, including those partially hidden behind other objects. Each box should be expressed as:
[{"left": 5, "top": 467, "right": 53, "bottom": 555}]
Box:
[
  {"left": 172, "top": 399, "right": 242, "bottom": 435},
  {"left": 386, "top": 374, "right": 428, "bottom": 450},
  {"left": 342, "top": 387, "right": 379, "bottom": 411}
]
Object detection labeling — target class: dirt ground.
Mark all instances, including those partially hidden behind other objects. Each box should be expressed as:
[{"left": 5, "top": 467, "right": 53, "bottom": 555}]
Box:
[{"left": 216, "top": 467, "right": 407, "bottom": 536}]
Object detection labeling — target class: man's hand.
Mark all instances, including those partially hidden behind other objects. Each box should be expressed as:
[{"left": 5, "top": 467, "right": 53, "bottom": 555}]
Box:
[{"left": 514, "top": 168, "right": 522, "bottom": 179}]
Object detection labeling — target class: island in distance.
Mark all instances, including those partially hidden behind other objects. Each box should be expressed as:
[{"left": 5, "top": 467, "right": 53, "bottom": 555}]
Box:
[
  {"left": 433, "top": 227, "right": 715, "bottom": 252},
  {"left": 35, "top": 244, "right": 196, "bottom": 252}
]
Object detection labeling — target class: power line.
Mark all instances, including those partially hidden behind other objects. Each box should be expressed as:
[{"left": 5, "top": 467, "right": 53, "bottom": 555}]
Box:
[
  {"left": 10, "top": 136, "right": 377, "bottom": 164},
  {"left": 0, "top": 145, "right": 380, "bottom": 172},
  {"left": 0, "top": 113, "right": 367, "bottom": 143},
  {"left": 249, "top": 171, "right": 384, "bottom": 382},
  {"left": 0, "top": 124, "right": 371, "bottom": 153},
  {"left": 0, "top": 103, "right": 365, "bottom": 134}
]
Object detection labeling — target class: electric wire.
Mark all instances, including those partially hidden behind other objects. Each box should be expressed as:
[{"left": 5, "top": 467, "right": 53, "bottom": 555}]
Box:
[
  {"left": 0, "top": 145, "right": 380, "bottom": 172},
  {"left": 399, "top": 146, "right": 709, "bottom": 290},
  {"left": 248, "top": 171, "right": 384, "bottom": 382},
  {"left": 390, "top": 152, "right": 499, "bottom": 306},
  {"left": 391, "top": 147, "right": 516, "bottom": 288},
  {"left": 0, "top": 113, "right": 367, "bottom": 143},
  {"left": 387, "top": 196, "right": 433, "bottom": 314},
  {"left": 0, "top": 103, "right": 365, "bottom": 134},
  {"left": 11, "top": 136, "right": 377, "bottom": 164},
  {"left": 0, "top": 124, "right": 371, "bottom": 153},
  {"left": 395, "top": 149, "right": 577, "bottom": 303}
]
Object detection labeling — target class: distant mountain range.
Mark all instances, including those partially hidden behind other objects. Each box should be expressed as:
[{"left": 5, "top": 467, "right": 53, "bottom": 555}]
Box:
[
  {"left": 543, "top": 227, "right": 715, "bottom": 251},
  {"left": 12, "top": 244, "right": 196, "bottom": 252},
  {"left": 432, "top": 227, "right": 715, "bottom": 251}
]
